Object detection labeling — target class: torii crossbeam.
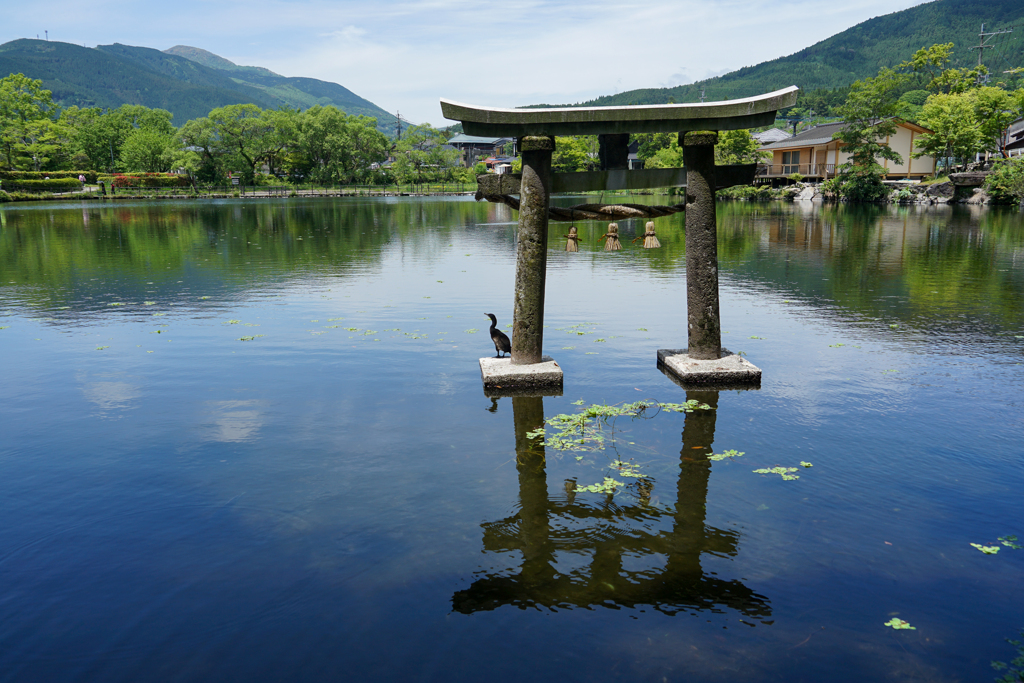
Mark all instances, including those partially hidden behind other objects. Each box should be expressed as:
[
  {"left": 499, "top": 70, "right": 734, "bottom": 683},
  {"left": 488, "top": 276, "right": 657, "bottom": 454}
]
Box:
[{"left": 440, "top": 86, "right": 798, "bottom": 390}]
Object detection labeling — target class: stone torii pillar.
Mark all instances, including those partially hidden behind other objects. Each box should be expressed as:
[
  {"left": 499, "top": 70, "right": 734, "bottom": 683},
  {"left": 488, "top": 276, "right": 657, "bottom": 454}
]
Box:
[
  {"left": 512, "top": 136, "right": 554, "bottom": 365},
  {"left": 683, "top": 132, "right": 721, "bottom": 360}
]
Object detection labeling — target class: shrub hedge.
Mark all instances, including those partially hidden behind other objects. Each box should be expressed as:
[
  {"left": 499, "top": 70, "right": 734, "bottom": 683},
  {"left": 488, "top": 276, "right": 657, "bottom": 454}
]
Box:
[
  {"left": 0, "top": 170, "right": 98, "bottom": 183},
  {"left": 0, "top": 178, "right": 83, "bottom": 193},
  {"left": 104, "top": 173, "right": 191, "bottom": 189}
]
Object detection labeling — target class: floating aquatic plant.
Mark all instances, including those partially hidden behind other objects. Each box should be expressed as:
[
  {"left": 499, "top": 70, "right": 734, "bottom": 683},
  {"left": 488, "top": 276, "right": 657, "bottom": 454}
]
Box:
[
  {"left": 884, "top": 618, "right": 916, "bottom": 630},
  {"left": 992, "top": 629, "right": 1024, "bottom": 683},
  {"left": 971, "top": 543, "right": 1000, "bottom": 554},
  {"left": 753, "top": 466, "right": 800, "bottom": 480},
  {"left": 709, "top": 449, "right": 744, "bottom": 461},
  {"left": 576, "top": 477, "right": 625, "bottom": 494},
  {"left": 238, "top": 335, "right": 264, "bottom": 341},
  {"left": 528, "top": 399, "right": 711, "bottom": 453},
  {"left": 610, "top": 460, "right": 644, "bottom": 478},
  {"left": 1000, "top": 535, "right": 1022, "bottom": 549}
]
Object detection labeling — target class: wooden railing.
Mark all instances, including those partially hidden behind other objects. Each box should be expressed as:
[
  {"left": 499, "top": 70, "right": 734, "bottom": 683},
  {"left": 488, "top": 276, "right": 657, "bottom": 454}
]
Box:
[{"left": 756, "top": 163, "right": 836, "bottom": 177}]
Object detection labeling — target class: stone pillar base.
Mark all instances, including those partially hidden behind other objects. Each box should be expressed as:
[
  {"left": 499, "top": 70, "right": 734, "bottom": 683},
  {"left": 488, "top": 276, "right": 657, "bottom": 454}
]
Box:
[
  {"left": 657, "top": 348, "right": 761, "bottom": 387},
  {"left": 480, "top": 356, "right": 563, "bottom": 394}
]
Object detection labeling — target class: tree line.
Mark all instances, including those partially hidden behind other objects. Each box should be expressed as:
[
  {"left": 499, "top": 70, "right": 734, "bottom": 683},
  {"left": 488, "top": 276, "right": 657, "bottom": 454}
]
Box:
[{"left": 0, "top": 73, "right": 473, "bottom": 186}]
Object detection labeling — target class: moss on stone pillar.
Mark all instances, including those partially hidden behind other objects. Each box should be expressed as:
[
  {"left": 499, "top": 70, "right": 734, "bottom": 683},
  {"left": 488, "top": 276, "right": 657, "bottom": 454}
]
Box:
[
  {"left": 512, "top": 136, "right": 555, "bottom": 365},
  {"left": 682, "top": 132, "right": 721, "bottom": 360}
]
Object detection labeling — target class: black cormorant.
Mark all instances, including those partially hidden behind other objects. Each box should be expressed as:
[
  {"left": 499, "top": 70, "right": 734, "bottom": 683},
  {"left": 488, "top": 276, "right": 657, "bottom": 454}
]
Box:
[{"left": 485, "top": 313, "right": 511, "bottom": 358}]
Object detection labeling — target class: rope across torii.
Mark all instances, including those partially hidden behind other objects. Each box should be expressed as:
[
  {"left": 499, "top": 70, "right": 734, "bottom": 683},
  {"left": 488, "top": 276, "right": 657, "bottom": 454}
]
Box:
[{"left": 440, "top": 86, "right": 799, "bottom": 389}]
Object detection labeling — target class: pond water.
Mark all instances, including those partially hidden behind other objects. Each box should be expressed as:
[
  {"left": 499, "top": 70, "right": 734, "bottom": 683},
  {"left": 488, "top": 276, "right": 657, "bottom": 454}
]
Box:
[{"left": 1, "top": 196, "right": 1022, "bottom": 682}]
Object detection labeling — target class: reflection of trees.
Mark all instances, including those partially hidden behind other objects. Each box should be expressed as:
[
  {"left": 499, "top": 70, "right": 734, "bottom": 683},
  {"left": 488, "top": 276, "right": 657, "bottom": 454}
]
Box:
[
  {"left": 0, "top": 199, "right": 500, "bottom": 311},
  {"left": 720, "top": 202, "right": 1024, "bottom": 333},
  {"left": 452, "top": 393, "right": 771, "bottom": 619}
]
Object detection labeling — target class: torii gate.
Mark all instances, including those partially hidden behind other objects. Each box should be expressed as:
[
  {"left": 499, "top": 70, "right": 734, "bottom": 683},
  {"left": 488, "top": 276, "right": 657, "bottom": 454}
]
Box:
[{"left": 440, "top": 86, "right": 798, "bottom": 390}]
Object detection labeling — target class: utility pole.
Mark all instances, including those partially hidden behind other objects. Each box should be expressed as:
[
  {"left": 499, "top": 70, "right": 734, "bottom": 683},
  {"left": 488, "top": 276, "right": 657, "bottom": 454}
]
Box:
[
  {"left": 395, "top": 111, "right": 402, "bottom": 141},
  {"left": 970, "top": 23, "right": 1012, "bottom": 80}
]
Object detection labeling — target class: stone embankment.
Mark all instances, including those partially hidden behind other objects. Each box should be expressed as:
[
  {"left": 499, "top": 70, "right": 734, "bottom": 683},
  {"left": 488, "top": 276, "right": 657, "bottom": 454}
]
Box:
[{"left": 786, "top": 171, "right": 993, "bottom": 205}]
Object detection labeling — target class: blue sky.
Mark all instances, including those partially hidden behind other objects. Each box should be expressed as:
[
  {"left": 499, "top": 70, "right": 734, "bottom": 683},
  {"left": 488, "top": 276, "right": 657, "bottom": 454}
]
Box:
[{"left": 3, "top": 0, "right": 930, "bottom": 125}]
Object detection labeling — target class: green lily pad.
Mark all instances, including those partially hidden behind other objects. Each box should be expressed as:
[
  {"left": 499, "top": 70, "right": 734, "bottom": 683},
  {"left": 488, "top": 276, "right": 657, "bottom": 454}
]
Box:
[
  {"left": 971, "top": 543, "right": 1000, "bottom": 554},
  {"left": 884, "top": 618, "right": 916, "bottom": 630},
  {"left": 709, "top": 449, "right": 744, "bottom": 461}
]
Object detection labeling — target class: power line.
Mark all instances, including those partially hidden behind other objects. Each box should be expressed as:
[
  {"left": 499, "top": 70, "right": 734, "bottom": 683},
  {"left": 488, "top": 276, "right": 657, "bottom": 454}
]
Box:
[{"left": 969, "top": 23, "right": 1013, "bottom": 74}]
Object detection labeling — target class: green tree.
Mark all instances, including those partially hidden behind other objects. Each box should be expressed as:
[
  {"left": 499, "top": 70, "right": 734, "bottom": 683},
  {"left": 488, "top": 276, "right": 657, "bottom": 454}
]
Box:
[
  {"left": 633, "top": 132, "right": 673, "bottom": 161},
  {"left": 644, "top": 137, "right": 685, "bottom": 168},
  {"left": 177, "top": 117, "right": 222, "bottom": 185},
  {"left": 902, "top": 43, "right": 987, "bottom": 95},
  {"left": 715, "top": 129, "right": 769, "bottom": 165},
  {"left": 60, "top": 106, "right": 132, "bottom": 172},
  {"left": 207, "top": 104, "right": 283, "bottom": 183},
  {"left": 551, "top": 136, "right": 597, "bottom": 173},
  {"left": 121, "top": 128, "right": 176, "bottom": 172},
  {"left": 832, "top": 67, "right": 906, "bottom": 201},
  {"left": 392, "top": 125, "right": 459, "bottom": 183},
  {"left": 914, "top": 92, "right": 985, "bottom": 171},
  {"left": 971, "top": 86, "right": 1024, "bottom": 157},
  {"left": 0, "top": 73, "right": 61, "bottom": 170}
]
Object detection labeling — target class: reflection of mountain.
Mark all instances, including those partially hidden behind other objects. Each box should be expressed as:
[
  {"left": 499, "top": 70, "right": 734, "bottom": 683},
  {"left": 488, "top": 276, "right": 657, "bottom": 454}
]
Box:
[{"left": 453, "top": 393, "right": 771, "bottom": 619}]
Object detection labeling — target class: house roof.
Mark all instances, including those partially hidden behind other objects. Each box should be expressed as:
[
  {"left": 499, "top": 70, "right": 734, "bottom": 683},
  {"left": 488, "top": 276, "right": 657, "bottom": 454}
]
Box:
[
  {"left": 760, "top": 119, "right": 932, "bottom": 150},
  {"left": 760, "top": 122, "right": 847, "bottom": 149},
  {"left": 753, "top": 128, "right": 791, "bottom": 144},
  {"left": 447, "top": 134, "right": 511, "bottom": 145}
]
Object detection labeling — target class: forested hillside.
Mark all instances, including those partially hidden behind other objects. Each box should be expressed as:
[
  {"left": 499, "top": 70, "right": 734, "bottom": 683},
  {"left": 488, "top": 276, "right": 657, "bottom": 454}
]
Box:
[
  {"left": 551, "top": 0, "right": 1024, "bottom": 109},
  {"left": 0, "top": 39, "right": 280, "bottom": 122},
  {"left": 163, "top": 45, "right": 398, "bottom": 126},
  {"left": 163, "top": 45, "right": 281, "bottom": 78},
  {"left": 0, "top": 39, "right": 398, "bottom": 131}
]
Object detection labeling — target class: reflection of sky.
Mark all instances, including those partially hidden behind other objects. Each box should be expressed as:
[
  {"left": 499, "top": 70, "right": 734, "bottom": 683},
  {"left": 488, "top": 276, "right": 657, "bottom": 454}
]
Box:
[
  {"left": 78, "top": 372, "right": 142, "bottom": 417},
  {"left": 205, "top": 400, "right": 266, "bottom": 443}
]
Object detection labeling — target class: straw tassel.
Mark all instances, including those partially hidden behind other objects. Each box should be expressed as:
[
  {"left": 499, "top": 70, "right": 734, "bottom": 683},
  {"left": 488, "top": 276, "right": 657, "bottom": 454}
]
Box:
[
  {"left": 565, "top": 226, "right": 579, "bottom": 252},
  {"left": 601, "top": 223, "right": 621, "bottom": 251},
  {"left": 642, "top": 221, "right": 661, "bottom": 248}
]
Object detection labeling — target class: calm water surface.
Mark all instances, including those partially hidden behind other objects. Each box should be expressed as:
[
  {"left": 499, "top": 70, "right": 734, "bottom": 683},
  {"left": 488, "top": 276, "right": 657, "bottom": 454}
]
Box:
[{"left": 1, "top": 197, "right": 1022, "bottom": 682}]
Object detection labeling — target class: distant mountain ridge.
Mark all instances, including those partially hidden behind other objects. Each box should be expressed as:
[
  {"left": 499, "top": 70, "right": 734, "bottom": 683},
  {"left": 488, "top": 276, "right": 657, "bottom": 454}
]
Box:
[
  {"left": 548, "top": 0, "right": 1024, "bottom": 108},
  {"left": 0, "top": 39, "right": 400, "bottom": 133},
  {"left": 163, "top": 45, "right": 281, "bottom": 78}
]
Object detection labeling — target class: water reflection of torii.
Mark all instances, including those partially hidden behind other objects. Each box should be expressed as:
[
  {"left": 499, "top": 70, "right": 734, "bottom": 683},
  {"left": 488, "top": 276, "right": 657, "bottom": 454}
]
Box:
[{"left": 453, "top": 392, "right": 771, "bottom": 620}]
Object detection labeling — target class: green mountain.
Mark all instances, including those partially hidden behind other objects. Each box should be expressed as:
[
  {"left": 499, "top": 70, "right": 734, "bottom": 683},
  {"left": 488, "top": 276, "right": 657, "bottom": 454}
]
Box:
[
  {"left": 162, "top": 45, "right": 398, "bottom": 126},
  {"left": 0, "top": 39, "right": 399, "bottom": 132},
  {"left": 163, "top": 45, "right": 281, "bottom": 78},
  {"left": 556, "top": 0, "right": 1024, "bottom": 109}
]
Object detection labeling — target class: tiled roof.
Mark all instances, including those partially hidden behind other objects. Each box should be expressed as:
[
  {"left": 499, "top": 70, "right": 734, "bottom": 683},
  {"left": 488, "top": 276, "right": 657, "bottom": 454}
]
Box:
[
  {"left": 760, "top": 122, "right": 847, "bottom": 149},
  {"left": 447, "top": 134, "right": 510, "bottom": 145},
  {"left": 753, "top": 128, "right": 791, "bottom": 143}
]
